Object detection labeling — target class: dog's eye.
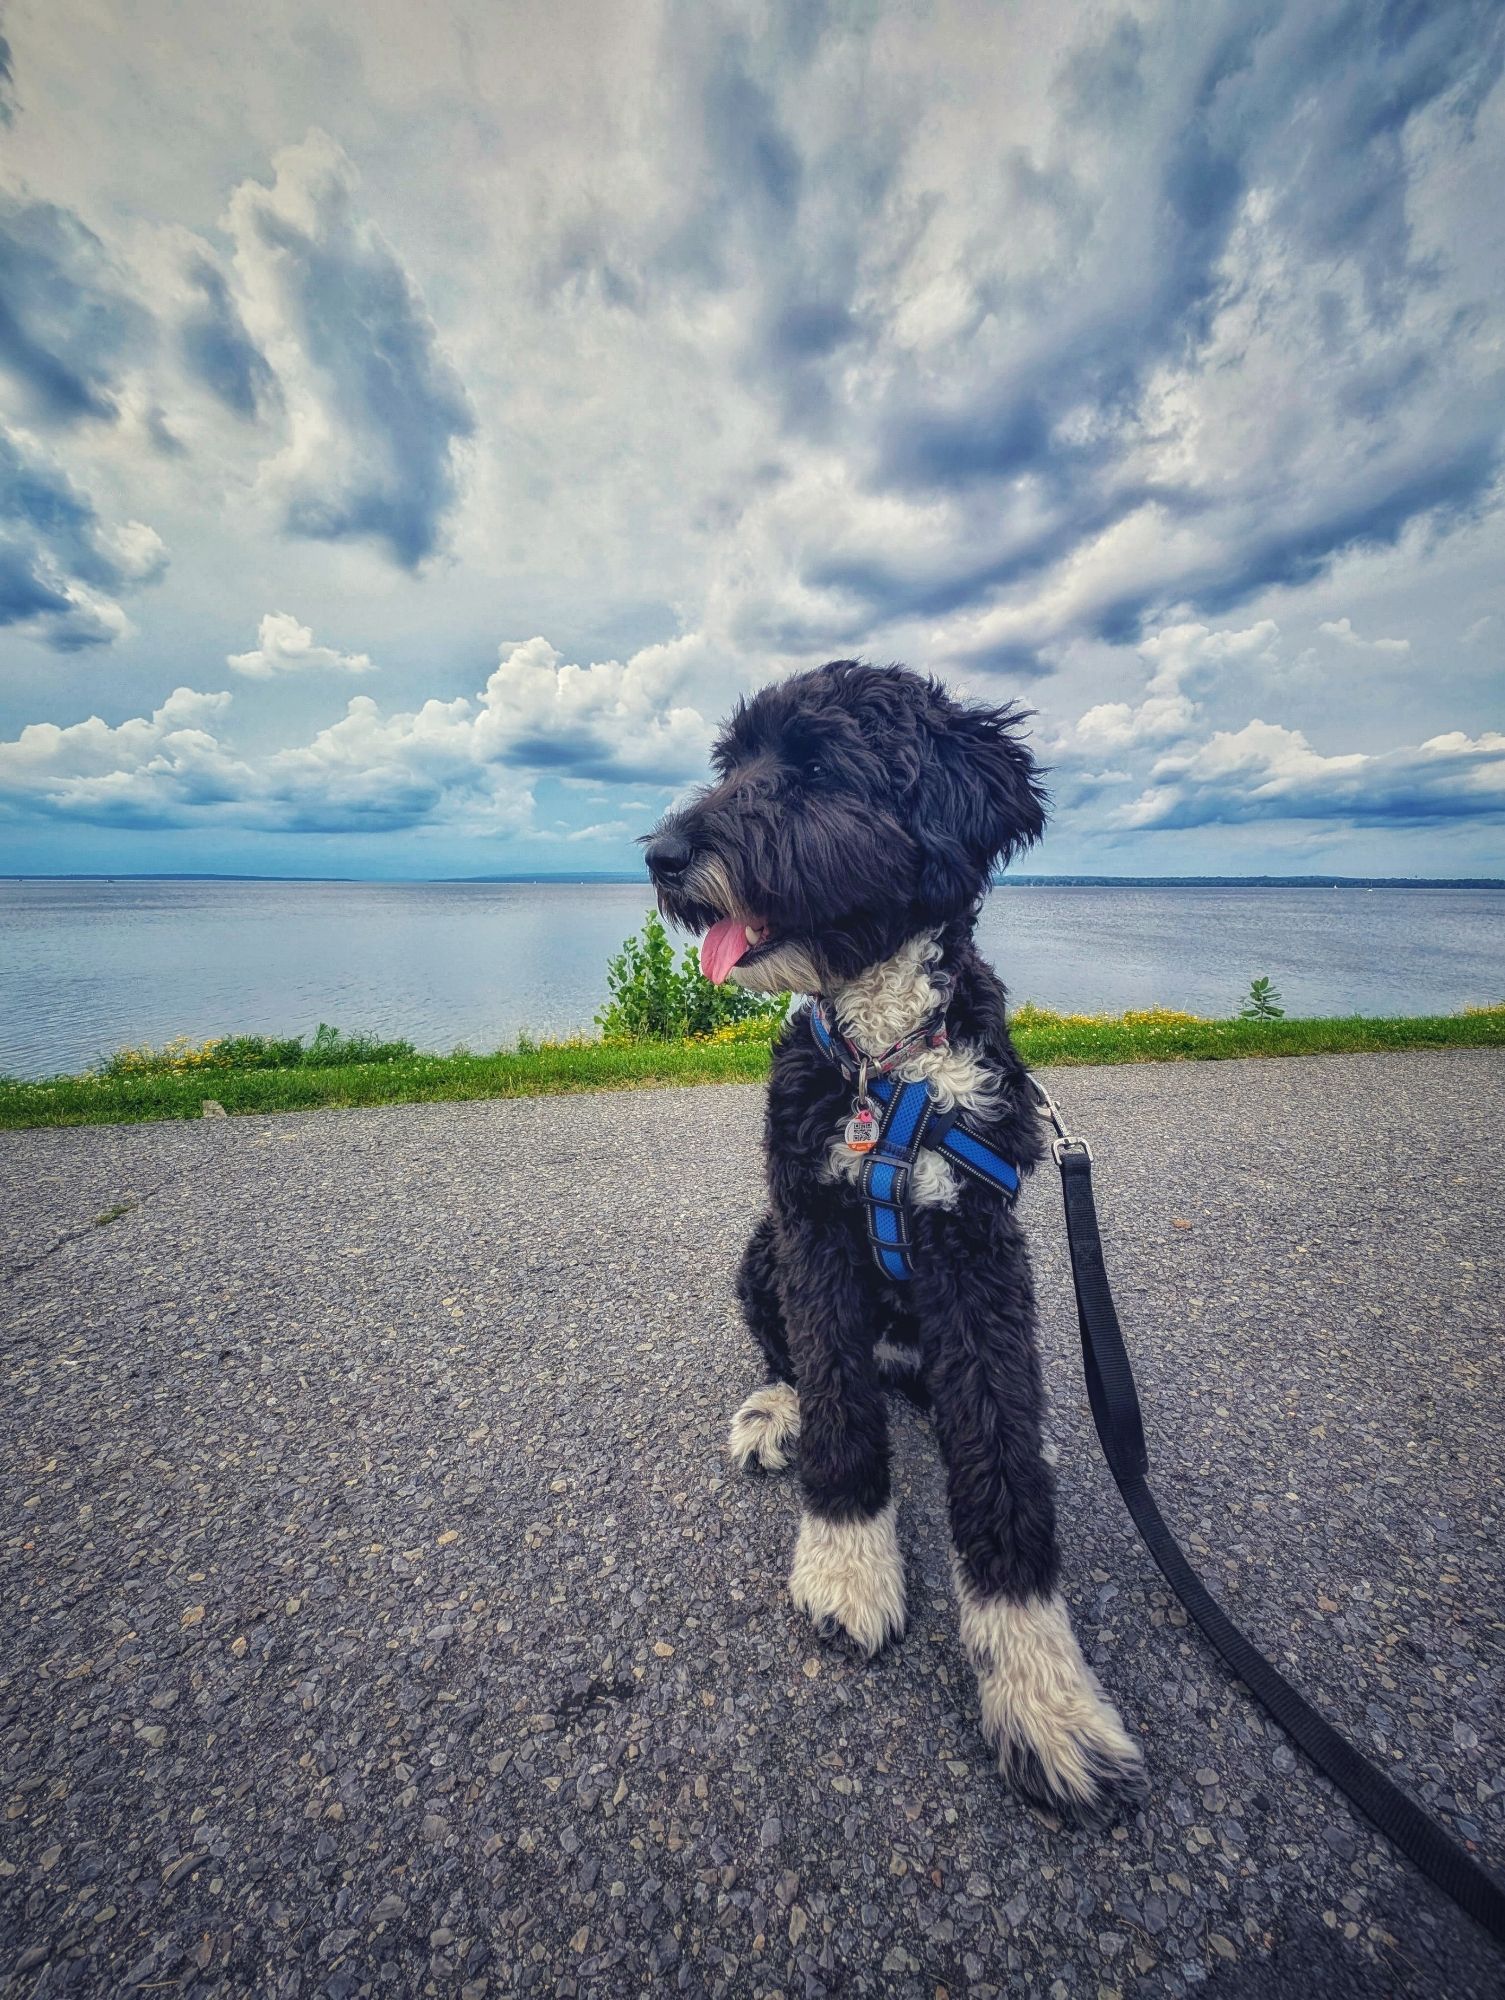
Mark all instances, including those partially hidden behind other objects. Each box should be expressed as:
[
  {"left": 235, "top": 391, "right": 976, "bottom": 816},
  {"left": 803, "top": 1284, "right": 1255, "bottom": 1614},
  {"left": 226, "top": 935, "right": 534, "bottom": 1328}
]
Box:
[{"left": 783, "top": 727, "right": 829, "bottom": 783}]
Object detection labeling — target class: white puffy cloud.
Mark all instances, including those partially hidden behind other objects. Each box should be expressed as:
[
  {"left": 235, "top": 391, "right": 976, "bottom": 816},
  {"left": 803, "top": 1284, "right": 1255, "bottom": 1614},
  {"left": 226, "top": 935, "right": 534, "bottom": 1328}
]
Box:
[
  {"left": 1120, "top": 722, "right": 1505, "bottom": 830},
  {"left": 227, "top": 611, "right": 373, "bottom": 678},
  {"left": 0, "top": 632, "right": 713, "bottom": 833},
  {"left": 0, "top": 688, "right": 254, "bottom": 823},
  {"left": 1318, "top": 617, "right": 1411, "bottom": 656},
  {"left": 1067, "top": 619, "right": 1277, "bottom": 752},
  {"left": 469, "top": 636, "right": 715, "bottom": 784}
]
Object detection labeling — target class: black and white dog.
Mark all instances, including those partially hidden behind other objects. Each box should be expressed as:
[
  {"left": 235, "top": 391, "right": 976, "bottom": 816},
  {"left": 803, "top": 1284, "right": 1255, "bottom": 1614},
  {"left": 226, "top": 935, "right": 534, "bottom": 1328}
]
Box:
[{"left": 644, "top": 659, "right": 1147, "bottom": 1825}]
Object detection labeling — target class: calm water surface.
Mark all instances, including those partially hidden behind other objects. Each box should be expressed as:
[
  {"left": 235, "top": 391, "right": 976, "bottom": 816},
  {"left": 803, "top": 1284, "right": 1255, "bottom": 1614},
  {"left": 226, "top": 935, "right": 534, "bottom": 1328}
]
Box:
[{"left": 1, "top": 879, "right": 1500, "bottom": 1077}]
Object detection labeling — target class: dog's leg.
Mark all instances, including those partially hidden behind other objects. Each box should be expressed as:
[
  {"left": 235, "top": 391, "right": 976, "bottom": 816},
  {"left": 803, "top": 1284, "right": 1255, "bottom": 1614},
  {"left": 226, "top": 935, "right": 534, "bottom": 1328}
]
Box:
[
  {"left": 728, "top": 1216, "right": 802, "bottom": 1473},
  {"left": 918, "top": 1216, "right": 1147, "bottom": 1823},
  {"left": 778, "top": 1218, "right": 905, "bottom": 1656},
  {"left": 873, "top": 1303, "right": 929, "bottom": 1409}
]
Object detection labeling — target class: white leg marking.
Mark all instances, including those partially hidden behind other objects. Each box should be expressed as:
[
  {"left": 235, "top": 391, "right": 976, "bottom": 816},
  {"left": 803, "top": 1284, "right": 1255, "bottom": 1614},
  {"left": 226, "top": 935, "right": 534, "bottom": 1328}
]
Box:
[
  {"left": 873, "top": 1337, "right": 923, "bottom": 1376},
  {"left": 789, "top": 1500, "right": 906, "bottom": 1655},
  {"left": 727, "top": 1382, "right": 801, "bottom": 1472},
  {"left": 955, "top": 1570, "right": 1146, "bottom": 1816}
]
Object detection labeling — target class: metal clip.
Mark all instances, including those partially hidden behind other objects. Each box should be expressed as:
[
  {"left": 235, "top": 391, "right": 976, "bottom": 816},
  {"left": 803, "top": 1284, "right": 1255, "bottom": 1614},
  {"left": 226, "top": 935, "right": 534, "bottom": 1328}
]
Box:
[{"left": 1025, "top": 1072, "right": 1094, "bottom": 1164}]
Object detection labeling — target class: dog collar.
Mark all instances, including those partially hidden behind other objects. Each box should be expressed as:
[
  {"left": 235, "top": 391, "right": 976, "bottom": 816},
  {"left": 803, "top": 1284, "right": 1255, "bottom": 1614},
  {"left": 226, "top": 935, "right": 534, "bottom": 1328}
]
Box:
[{"left": 810, "top": 983, "right": 952, "bottom": 1085}]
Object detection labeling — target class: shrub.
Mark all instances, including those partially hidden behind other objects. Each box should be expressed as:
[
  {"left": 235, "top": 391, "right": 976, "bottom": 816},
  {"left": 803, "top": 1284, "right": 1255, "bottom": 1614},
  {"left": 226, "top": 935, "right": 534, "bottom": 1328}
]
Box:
[
  {"left": 1239, "top": 975, "right": 1285, "bottom": 1020},
  {"left": 596, "top": 912, "right": 790, "bottom": 1041}
]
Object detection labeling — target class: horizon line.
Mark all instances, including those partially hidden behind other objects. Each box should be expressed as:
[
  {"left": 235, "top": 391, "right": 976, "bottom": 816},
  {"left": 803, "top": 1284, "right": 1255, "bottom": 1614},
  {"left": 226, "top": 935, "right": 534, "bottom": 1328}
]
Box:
[{"left": 5, "top": 872, "right": 1503, "bottom": 889}]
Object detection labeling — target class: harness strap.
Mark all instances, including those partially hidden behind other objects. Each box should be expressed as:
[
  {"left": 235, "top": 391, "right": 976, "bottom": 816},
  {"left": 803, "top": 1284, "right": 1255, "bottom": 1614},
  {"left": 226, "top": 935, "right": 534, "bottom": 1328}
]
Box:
[
  {"left": 808, "top": 1002, "right": 1020, "bottom": 1280},
  {"left": 1046, "top": 1113, "right": 1505, "bottom": 1950},
  {"left": 860, "top": 1079, "right": 931, "bottom": 1282}
]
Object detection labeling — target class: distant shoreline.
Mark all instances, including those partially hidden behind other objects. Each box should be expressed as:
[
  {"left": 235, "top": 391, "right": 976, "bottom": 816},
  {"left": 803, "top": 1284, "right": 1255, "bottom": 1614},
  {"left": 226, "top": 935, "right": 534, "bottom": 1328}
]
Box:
[{"left": 6, "top": 873, "right": 1504, "bottom": 890}]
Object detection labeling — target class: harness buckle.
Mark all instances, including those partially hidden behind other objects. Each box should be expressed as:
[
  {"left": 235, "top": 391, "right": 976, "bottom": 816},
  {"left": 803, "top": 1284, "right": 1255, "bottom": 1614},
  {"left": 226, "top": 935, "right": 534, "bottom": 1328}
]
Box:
[{"left": 1026, "top": 1072, "right": 1094, "bottom": 1165}]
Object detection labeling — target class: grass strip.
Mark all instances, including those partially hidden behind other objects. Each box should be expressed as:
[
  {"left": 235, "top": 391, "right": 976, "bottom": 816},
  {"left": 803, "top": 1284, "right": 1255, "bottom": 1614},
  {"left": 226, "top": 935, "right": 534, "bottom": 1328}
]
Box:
[{"left": 2, "top": 1008, "right": 1501, "bottom": 1130}]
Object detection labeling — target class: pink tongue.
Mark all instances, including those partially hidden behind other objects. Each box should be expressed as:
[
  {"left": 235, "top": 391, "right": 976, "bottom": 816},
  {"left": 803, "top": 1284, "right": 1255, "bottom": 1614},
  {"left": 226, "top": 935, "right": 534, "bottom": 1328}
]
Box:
[{"left": 700, "top": 917, "right": 754, "bottom": 985}]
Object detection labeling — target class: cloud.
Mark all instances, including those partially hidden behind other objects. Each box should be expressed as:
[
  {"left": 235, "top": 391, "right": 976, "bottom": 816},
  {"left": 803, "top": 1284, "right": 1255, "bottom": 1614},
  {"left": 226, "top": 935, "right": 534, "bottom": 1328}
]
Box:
[
  {"left": 0, "top": 687, "right": 255, "bottom": 825},
  {"left": 227, "top": 611, "right": 373, "bottom": 678},
  {"left": 1120, "top": 721, "right": 1505, "bottom": 830},
  {"left": 0, "top": 633, "right": 710, "bottom": 832},
  {"left": 1318, "top": 616, "right": 1411, "bottom": 656},
  {"left": 0, "top": 24, "right": 15, "bottom": 124},
  {"left": 473, "top": 636, "right": 714, "bottom": 784},
  {"left": 1069, "top": 619, "right": 1277, "bottom": 751},
  {"left": 0, "top": 681, "right": 525, "bottom": 835},
  {"left": 0, "top": 425, "right": 167, "bottom": 648},
  {"left": 0, "top": 0, "right": 1501, "bottom": 875},
  {"left": 0, "top": 192, "right": 153, "bottom": 426},
  {"left": 179, "top": 253, "right": 277, "bottom": 419},
  {"left": 563, "top": 819, "right": 634, "bottom": 842},
  {"left": 224, "top": 132, "right": 474, "bottom": 568},
  {"left": 672, "top": 1, "right": 1505, "bottom": 668}
]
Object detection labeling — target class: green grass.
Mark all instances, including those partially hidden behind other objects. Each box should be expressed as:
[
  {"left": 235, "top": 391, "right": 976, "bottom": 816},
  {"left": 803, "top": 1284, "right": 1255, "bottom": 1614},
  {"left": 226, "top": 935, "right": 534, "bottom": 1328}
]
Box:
[{"left": 2, "top": 1005, "right": 1501, "bottom": 1130}]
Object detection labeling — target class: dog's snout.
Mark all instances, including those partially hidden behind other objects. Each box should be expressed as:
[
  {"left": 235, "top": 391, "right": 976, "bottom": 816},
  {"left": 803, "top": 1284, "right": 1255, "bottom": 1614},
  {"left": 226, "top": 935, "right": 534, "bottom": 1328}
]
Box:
[{"left": 644, "top": 830, "right": 693, "bottom": 881}]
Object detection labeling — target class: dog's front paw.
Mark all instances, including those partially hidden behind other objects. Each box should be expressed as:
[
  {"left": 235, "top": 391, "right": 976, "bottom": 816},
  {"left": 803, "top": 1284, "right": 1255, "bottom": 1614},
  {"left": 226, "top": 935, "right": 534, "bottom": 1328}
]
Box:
[
  {"left": 789, "top": 1502, "right": 906, "bottom": 1656},
  {"left": 957, "top": 1585, "right": 1147, "bottom": 1826},
  {"left": 728, "top": 1381, "right": 801, "bottom": 1473}
]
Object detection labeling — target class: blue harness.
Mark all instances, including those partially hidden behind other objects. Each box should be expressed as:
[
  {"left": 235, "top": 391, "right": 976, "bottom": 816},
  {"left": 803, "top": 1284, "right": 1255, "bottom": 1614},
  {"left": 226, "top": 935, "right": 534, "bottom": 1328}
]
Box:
[{"left": 808, "top": 1002, "right": 1022, "bottom": 1282}]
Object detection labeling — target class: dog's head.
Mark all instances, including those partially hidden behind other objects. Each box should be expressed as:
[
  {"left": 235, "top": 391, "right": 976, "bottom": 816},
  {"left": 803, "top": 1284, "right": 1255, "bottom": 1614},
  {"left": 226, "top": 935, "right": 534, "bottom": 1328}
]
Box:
[{"left": 642, "top": 660, "right": 1046, "bottom": 992}]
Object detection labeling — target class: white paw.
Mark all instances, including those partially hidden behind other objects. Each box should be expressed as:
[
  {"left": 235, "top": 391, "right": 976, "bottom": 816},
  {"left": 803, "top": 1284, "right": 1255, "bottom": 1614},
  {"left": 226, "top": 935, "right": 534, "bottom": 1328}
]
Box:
[
  {"left": 956, "top": 1578, "right": 1147, "bottom": 1823},
  {"left": 789, "top": 1501, "right": 906, "bottom": 1655},
  {"left": 727, "top": 1382, "right": 801, "bottom": 1473}
]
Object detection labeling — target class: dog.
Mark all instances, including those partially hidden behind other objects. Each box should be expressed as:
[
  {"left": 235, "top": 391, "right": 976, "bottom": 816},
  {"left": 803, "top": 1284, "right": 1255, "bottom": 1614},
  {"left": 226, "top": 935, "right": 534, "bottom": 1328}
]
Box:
[{"left": 643, "top": 659, "right": 1147, "bottom": 1825}]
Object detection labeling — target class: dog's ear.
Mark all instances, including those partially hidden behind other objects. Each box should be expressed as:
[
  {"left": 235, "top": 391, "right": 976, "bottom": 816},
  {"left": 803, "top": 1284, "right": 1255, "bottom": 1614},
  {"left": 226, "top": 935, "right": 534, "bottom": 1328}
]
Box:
[{"left": 914, "top": 699, "right": 1048, "bottom": 916}]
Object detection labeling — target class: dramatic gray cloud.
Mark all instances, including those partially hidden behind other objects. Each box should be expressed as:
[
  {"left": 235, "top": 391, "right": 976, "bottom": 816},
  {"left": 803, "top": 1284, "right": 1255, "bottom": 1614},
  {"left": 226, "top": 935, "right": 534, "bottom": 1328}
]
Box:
[
  {"left": 738, "top": 1, "right": 1505, "bottom": 666},
  {"left": 0, "top": 192, "right": 152, "bottom": 427},
  {"left": 0, "top": 427, "right": 166, "bottom": 648},
  {"left": 179, "top": 254, "right": 277, "bottom": 420},
  {"left": 224, "top": 133, "right": 475, "bottom": 570},
  {"left": 0, "top": 24, "right": 16, "bottom": 125}
]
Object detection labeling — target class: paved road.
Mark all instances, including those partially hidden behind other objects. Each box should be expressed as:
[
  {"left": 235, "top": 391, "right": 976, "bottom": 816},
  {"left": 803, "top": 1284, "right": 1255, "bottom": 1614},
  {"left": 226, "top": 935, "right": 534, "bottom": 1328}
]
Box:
[{"left": 2, "top": 1052, "right": 1502, "bottom": 2000}]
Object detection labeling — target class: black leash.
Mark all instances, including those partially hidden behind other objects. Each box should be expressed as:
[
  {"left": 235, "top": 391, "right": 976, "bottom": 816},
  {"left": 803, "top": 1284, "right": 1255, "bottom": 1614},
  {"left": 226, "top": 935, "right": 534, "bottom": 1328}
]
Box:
[{"left": 1029, "top": 1076, "right": 1505, "bottom": 1948}]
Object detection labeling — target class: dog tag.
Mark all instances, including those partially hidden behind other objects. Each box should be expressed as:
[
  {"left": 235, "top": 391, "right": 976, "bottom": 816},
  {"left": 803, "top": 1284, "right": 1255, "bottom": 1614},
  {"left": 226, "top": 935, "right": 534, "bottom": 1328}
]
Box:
[{"left": 844, "top": 1104, "right": 878, "bottom": 1154}]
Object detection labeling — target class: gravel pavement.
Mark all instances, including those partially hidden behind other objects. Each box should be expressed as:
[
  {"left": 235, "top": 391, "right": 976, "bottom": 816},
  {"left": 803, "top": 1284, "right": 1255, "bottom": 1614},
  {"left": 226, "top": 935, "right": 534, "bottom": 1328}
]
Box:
[{"left": 2, "top": 1051, "right": 1502, "bottom": 2000}]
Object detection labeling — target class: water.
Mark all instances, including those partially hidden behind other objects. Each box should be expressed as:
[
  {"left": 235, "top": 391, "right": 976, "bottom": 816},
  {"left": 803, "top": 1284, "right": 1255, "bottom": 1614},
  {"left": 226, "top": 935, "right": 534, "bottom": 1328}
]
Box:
[{"left": 0, "top": 878, "right": 1500, "bottom": 1078}]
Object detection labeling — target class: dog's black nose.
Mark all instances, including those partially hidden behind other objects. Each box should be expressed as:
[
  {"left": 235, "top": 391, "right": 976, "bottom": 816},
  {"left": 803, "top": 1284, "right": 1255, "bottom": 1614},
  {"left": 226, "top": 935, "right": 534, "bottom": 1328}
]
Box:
[{"left": 644, "top": 831, "right": 693, "bottom": 880}]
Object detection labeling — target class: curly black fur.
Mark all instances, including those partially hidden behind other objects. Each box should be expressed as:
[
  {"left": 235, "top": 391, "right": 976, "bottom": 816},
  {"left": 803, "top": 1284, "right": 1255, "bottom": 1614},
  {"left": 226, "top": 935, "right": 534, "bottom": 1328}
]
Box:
[{"left": 643, "top": 660, "right": 1146, "bottom": 1824}]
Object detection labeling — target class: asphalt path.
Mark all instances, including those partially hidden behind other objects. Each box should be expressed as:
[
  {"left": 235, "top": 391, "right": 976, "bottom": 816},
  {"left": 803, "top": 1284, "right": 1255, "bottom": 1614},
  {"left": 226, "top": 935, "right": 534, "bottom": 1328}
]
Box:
[{"left": 2, "top": 1051, "right": 1502, "bottom": 1999}]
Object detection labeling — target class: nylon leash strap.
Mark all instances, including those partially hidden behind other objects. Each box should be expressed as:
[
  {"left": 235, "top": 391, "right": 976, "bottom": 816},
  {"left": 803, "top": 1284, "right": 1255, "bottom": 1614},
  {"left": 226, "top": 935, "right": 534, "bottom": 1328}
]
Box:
[{"left": 1029, "top": 1076, "right": 1505, "bottom": 1949}]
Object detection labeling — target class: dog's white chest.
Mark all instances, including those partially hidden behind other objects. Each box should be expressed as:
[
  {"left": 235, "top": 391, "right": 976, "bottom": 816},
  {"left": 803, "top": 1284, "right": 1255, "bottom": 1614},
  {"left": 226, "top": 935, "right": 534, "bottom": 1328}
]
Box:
[{"left": 817, "top": 933, "right": 999, "bottom": 1211}]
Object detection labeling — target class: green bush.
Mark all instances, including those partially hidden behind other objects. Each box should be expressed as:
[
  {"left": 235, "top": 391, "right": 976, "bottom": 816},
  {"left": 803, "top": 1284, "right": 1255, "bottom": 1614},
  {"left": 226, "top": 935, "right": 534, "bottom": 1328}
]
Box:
[
  {"left": 1239, "top": 975, "right": 1285, "bottom": 1020},
  {"left": 595, "top": 912, "right": 789, "bottom": 1041}
]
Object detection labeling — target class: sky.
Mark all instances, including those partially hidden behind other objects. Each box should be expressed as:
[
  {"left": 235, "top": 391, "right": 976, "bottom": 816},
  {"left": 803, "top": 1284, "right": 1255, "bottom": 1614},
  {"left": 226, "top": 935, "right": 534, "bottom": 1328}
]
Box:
[{"left": 0, "top": 0, "right": 1502, "bottom": 880}]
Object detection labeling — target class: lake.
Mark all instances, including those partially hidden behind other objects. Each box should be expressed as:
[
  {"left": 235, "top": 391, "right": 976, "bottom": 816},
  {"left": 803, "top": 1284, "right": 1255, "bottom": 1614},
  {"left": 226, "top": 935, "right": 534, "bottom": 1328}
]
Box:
[{"left": 1, "top": 878, "right": 1500, "bottom": 1078}]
